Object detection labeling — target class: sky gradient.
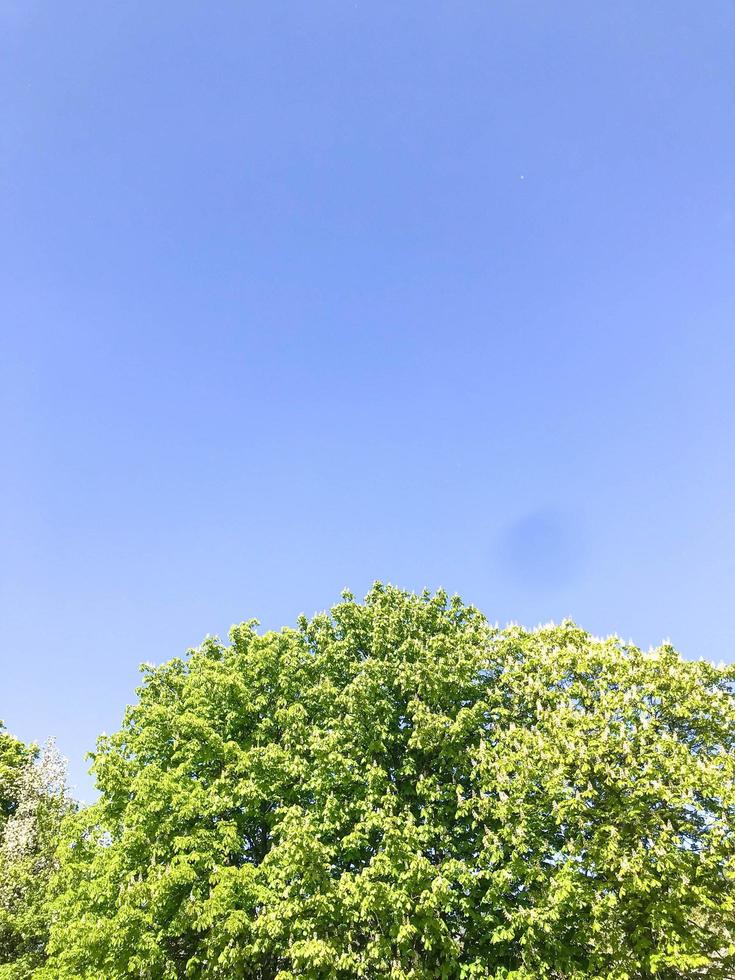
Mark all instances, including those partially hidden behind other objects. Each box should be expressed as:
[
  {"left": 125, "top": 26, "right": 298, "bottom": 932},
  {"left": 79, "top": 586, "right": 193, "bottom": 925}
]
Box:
[{"left": 2, "top": 1, "right": 734, "bottom": 797}]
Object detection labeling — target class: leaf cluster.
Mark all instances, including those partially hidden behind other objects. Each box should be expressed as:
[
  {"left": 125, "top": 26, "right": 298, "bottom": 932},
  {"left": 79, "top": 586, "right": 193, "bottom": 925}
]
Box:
[{"left": 36, "top": 586, "right": 735, "bottom": 978}]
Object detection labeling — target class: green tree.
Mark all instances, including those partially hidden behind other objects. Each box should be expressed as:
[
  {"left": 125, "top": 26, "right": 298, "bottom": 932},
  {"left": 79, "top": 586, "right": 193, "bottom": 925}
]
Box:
[
  {"left": 0, "top": 733, "right": 73, "bottom": 979},
  {"left": 0, "top": 724, "right": 32, "bottom": 827},
  {"left": 42, "top": 586, "right": 735, "bottom": 978}
]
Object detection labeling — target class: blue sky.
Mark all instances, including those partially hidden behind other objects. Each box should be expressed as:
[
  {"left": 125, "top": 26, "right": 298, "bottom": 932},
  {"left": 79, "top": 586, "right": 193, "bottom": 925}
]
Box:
[{"left": 2, "top": 1, "right": 733, "bottom": 797}]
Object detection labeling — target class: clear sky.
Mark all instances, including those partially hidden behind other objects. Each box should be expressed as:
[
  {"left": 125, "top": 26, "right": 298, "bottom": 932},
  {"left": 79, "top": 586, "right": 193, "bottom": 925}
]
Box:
[{"left": 2, "top": 1, "right": 734, "bottom": 797}]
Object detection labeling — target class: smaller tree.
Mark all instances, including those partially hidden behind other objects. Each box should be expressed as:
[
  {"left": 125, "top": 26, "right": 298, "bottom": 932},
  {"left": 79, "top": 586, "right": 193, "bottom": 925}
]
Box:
[
  {"left": 0, "top": 731, "right": 74, "bottom": 980},
  {"left": 0, "top": 724, "right": 31, "bottom": 827}
]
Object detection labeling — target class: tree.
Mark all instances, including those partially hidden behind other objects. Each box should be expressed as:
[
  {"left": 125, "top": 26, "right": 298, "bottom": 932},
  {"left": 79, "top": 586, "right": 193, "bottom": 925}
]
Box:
[
  {"left": 41, "top": 585, "right": 735, "bottom": 978},
  {"left": 0, "top": 734, "right": 73, "bottom": 979},
  {"left": 0, "top": 724, "right": 32, "bottom": 828}
]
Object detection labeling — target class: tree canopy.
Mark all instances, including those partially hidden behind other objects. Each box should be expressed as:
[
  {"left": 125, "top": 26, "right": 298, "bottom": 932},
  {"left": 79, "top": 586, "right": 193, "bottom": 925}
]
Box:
[
  {"left": 21, "top": 586, "right": 735, "bottom": 977},
  {"left": 0, "top": 731, "right": 72, "bottom": 979},
  {"left": 0, "top": 725, "right": 32, "bottom": 828}
]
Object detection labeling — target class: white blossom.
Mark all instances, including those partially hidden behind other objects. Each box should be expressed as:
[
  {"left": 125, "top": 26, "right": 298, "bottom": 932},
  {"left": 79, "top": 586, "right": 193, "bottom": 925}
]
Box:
[{"left": 1, "top": 738, "right": 69, "bottom": 861}]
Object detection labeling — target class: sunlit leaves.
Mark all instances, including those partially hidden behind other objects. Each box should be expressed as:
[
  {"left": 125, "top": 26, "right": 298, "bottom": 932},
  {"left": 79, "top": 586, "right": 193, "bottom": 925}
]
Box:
[
  {"left": 0, "top": 736, "right": 73, "bottom": 979},
  {"left": 40, "top": 587, "right": 735, "bottom": 978}
]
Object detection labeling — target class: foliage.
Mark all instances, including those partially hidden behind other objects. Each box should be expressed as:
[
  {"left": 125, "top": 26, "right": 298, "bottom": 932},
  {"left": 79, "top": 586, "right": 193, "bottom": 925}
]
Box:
[
  {"left": 35, "top": 586, "right": 735, "bottom": 978},
  {"left": 0, "top": 724, "right": 32, "bottom": 828},
  {"left": 0, "top": 735, "right": 73, "bottom": 979}
]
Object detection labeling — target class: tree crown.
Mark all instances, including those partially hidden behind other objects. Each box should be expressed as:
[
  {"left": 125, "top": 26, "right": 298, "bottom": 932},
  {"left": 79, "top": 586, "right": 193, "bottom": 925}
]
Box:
[{"left": 40, "top": 586, "right": 735, "bottom": 979}]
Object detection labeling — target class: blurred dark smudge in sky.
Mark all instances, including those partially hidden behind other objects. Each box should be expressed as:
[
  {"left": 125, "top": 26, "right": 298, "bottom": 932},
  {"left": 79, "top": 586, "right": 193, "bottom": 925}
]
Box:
[{"left": 497, "top": 509, "right": 584, "bottom": 592}]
